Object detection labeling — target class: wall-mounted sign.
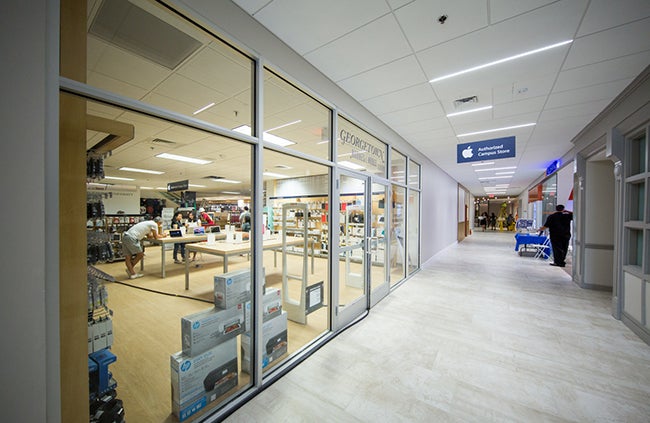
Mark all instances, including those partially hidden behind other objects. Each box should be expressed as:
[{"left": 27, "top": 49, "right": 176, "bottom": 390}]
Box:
[
  {"left": 457, "top": 136, "right": 516, "bottom": 164},
  {"left": 167, "top": 180, "right": 188, "bottom": 192},
  {"left": 546, "top": 159, "right": 560, "bottom": 176}
]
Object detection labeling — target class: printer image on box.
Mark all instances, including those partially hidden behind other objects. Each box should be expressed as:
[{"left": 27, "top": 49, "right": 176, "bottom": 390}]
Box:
[
  {"left": 181, "top": 305, "right": 245, "bottom": 357},
  {"left": 214, "top": 269, "right": 251, "bottom": 309},
  {"left": 171, "top": 339, "right": 238, "bottom": 422}
]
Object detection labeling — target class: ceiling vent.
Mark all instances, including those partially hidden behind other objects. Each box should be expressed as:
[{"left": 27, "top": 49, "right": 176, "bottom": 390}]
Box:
[
  {"left": 203, "top": 176, "right": 224, "bottom": 180},
  {"left": 454, "top": 95, "right": 478, "bottom": 109},
  {"left": 89, "top": 0, "right": 201, "bottom": 69}
]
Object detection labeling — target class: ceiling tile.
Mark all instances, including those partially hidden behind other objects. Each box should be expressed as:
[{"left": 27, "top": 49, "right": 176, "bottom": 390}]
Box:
[
  {"left": 394, "top": 0, "right": 488, "bottom": 52},
  {"left": 380, "top": 102, "right": 445, "bottom": 126},
  {"left": 362, "top": 83, "right": 439, "bottom": 116},
  {"left": 490, "top": 0, "right": 566, "bottom": 24},
  {"left": 337, "top": 55, "right": 427, "bottom": 101},
  {"left": 577, "top": 0, "right": 650, "bottom": 37},
  {"left": 238, "top": 0, "right": 390, "bottom": 55},
  {"left": 546, "top": 79, "right": 633, "bottom": 110},
  {"left": 564, "top": 17, "right": 650, "bottom": 69},
  {"left": 555, "top": 52, "right": 650, "bottom": 92},
  {"left": 493, "top": 96, "right": 546, "bottom": 120},
  {"left": 304, "top": 14, "right": 412, "bottom": 82}
]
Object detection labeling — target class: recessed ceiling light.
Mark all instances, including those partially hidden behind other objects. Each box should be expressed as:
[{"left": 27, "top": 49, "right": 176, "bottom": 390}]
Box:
[
  {"left": 267, "top": 120, "right": 301, "bottom": 132},
  {"left": 119, "top": 166, "right": 164, "bottom": 175},
  {"left": 104, "top": 175, "right": 135, "bottom": 181},
  {"left": 458, "top": 123, "right": 535, "bottom": 137},
  {"left": 429, "top": 39, "right": 572, "bottom": 83},
  {"left": 447, "top": 105, "right": 492, "bottom": 117},
  {"left": 495, "top": 171, "right": 515, "bottom": 175},
  {"left": 222, "top": 191, "right": 241, "bottom": 195},
  {"left": 478, "top": 175, "right": 512, "bottom": 180},
  {"left": 274, "top": 164, "right": 293, "bottom": 169},
  {"left": 188, "top": 184, "right": 206, "bottom": 188},
  {"left": 156, "top": 153, "right": 212, "bottom": 165},
  {"left": 471, "top": 162, "right": 495, "bottom": 167},
  {"left": 233, "top": 125, "right": 296, "bottom": 146},
  {"left": 211, "top": 178, "right": 241, "bottom": 184},
  {"left": 140, "top": 186, "right": 154, "bottom": 190},
  {"left": 193, "top": 102, "right": 215, "bottom": 115},
  {"left": 475, "top": 166, "right": 517, "bottom": 172},
  {"left": 339, "top": 161, "right": 365, "bottom": 171},
  {"left": 263, "top": 172, "right": 289, "bottom": 178}
]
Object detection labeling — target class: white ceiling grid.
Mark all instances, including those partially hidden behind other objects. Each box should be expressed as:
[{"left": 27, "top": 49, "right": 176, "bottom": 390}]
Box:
[{"left": 232, "top": 0, "right": 650, "bottom": 196}]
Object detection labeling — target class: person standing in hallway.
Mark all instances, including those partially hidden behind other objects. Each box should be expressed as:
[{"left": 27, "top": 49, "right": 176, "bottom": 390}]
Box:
[{"left": 540, "top": 204, "right": 573, "bottom": 267}]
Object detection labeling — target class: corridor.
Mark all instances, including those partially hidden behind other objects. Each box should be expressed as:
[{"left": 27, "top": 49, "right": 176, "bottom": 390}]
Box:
[{"left": 226, "top": 230, "right": 650, "bottom": 422}]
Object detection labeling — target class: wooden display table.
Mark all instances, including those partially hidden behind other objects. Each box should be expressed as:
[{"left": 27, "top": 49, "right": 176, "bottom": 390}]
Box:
[
  {"left": 149, "top": 233, "right": 225, "bottom": 278},
  {"left": 184, "top": 237, "right": 312, "bottom": 289}
]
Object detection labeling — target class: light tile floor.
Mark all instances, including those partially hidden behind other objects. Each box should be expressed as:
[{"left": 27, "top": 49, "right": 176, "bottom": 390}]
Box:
[{"left": 225, "top": 231, "right": 650, "bottom": 422}]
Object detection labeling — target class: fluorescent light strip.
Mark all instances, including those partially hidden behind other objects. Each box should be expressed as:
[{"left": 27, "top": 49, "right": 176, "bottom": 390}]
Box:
[
  {"left": 140, "top": 186, "right": 154, "bottom": 190},
  {"left": 188, "top": 184, "right": 206, "bottom": 188},
  {"left": 267, "top": 120, "right": 301, "bottom": 132},
  {"left": 193, "top": 102, "right": 215, "bottom": 115},
  {"left": 458, "top": 123, "right": 535, "bottom": 137},
  {"left": 446, "top": 105, "right": 492, "bottom": 117},
  {"left": 211, "top": 179, "right": 241, "bottom": 184},
  {"left": 233, "top": 125, "right": 296, "bottom": 147},
  {"left": 339, "top": 161, "right": 365, "bottom": 171},
  {"left": 478, "top": 175, "right": 513, "bottom": 180},
  {"left": 471, "top": 162, "right": 495, "bottom": 167},
  {"left": 475, "top": 166, "right": 517, "bottom": 172},
  {"left": 156, "top": 153, "right": 212, "bottom": 165},
  {"left": 119, "top": 167, "right": 164, "bottom": 175},
  {"left": 104, "top": 176, "right": 135, "bottom": 181},
  {"left": 429, "top": 40, "right": 573, "bottom": 83},
  {"left": 263, "top": 172, "right": 289, "bottom": 178},
  {"left": 222, "top": 191, "right": 241, "bottom": 195},
  {"left": 495, "top": 171, "right": 515, "bottom": 175}
]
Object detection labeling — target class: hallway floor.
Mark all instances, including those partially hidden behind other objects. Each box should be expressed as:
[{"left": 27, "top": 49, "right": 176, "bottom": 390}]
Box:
[{"left": 225, "top": 230, "right": 650, "bottom": 422}]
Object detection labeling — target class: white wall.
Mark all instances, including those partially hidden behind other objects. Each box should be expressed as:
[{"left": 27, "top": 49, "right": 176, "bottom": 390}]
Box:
[
  {"left": 0, "top": 0, "right": 49, "bottom": 421},
  {"left": 556, "top": 164, "right": 574, "bottom": 210}
]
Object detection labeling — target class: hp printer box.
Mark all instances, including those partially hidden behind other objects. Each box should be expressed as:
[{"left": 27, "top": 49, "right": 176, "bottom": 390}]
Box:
[
  {"left": 181, "top": 305, "right": 245, "bottom": 357},
  {"left": 214, "top": 269, "right": 251, "bottom": 309},
  {"left": 244, "top": 287, "right": 282, "bottom": 332},
  {"left": 241, "top": 311, "right": 287, "bottom": 374},
  {"left": 171, "top": 338, "right": 238, "bottom": 422}
]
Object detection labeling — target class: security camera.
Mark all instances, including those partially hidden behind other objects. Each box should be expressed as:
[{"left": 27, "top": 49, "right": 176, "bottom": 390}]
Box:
[{"left": 438, "top": 14, "right": 448, "bottom": 24}]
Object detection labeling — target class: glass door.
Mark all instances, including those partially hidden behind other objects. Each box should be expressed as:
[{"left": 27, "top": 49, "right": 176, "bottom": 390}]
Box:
[
  {"left": 335, "top": 172, "right": 368, "bottom": 327},
  {"left": 369, "top": 181, "right": 389, "bottom": 306}
]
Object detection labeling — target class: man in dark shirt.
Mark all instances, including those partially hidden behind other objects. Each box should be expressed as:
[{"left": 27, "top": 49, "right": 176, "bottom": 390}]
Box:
[{"left": 540, "top": 204, "right": 573, "bottom": 267}]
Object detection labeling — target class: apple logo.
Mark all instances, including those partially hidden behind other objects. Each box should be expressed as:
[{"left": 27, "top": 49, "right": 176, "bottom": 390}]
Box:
[{"left": 462, "top": 146, "right": 473, "bottom": 159}]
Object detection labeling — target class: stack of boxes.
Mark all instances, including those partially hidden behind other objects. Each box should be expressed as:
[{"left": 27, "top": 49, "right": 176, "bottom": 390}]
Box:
[
  {"left": 170, "top": 269, "right": 250, "bottom": 422},
  {"left": 241, "top": 287, "right": 288, "bottom": 374},
  {"left": 170, "top": 267, "right": 290, "bottom": 421}
]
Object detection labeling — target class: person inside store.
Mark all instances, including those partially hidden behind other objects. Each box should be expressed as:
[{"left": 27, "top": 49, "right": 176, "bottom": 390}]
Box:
[
  {"left": 198, "top": 207, "right": 214, "bottom": 226},
  {"left": 185, "top": 211, "right": 200, "bottom": 261},
  {"left": 240, "top": 205, "right": 250, "bottom": 225},
  {"left": 172, "top": 211, "right": 185, "bottom": 264},
  {"left": 539, "top": 204, "right": 573, "bottom": 267},
  {"left": 241, "top": 214, "right": 251, "bottom": 232},
  {"left": 122, "top": 217, "right": 163, "bottom": 279}
]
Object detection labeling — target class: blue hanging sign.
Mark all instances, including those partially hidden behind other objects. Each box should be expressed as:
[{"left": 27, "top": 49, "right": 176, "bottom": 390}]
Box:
[
  {"left": 546, "top": 159, "right": 560, "bottom": 175},
  {"left": 457, "top": 136, "right": 516, "bottom": 164}
]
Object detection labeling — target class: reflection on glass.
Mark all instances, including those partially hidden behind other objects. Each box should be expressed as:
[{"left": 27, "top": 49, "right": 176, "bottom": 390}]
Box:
[
  {"left": 262, "top": 149, "right": 330, "bottom": 373},
  {"left": 409, "top": 159, "right": 420, "bottom": 189},
  {"left": 337, "top": 116, "right": 387, "bottom": 177},
  {"left": 370, "top": 183, "right": 388, "bottom": 292},
  {"left": 338, "top": 174, "right": 367, "bottom": 308},
  {"left": 390, "top": 185, "right": 406, "bottom": 285},
  {"left": 628, "top": 134, "right": 646, "bottom": 177},
  {"left": 86, "top": 0, "right": 254, "bottom": 131},
  {"left": 84, "top": 98, "right": 254, "bottom": 422},
  {"left": 391, "top": 149, "right": 406, "bottom": 184},
  {"left": 628, "top": 182, "right": 645, "bottom": 221},
  {"left": 264, "top": 69, "right": 331, "bottom": 160},
  {"left": 408, "top": 190, "right": 420, "bottom": 274}
]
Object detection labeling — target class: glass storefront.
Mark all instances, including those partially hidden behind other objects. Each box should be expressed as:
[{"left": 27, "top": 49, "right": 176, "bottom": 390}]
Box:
[{"left": 62, "top": 1, "right": 422, "bottom": 421}]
